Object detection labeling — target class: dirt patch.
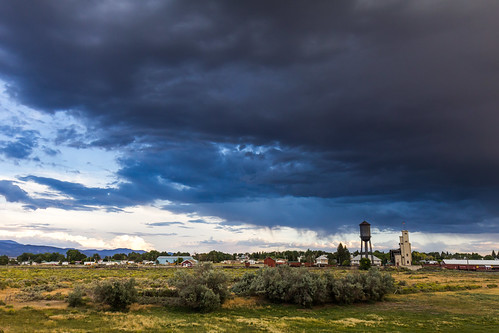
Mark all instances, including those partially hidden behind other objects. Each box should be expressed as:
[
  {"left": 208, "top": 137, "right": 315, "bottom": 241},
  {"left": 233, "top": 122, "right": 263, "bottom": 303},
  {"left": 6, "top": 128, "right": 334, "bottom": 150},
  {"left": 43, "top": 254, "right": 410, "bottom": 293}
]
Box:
[{"left": 223, "top": 296, "right": 264, "bottom": 309}]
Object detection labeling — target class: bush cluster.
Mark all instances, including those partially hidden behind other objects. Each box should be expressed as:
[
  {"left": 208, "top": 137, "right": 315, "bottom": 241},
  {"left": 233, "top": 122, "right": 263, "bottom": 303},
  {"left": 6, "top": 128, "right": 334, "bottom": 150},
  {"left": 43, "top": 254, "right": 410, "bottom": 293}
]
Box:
[
  {"left": 169, "top": 263, "right": 229, "bottom": 312},
  {"left": 67, "top": 287, "right": 85, "bottom": 307},
  {"left": 91, "top": 278, "right": 137, "bottom": 311},
  {"left": 232, "top": 266, "right": 395, "bottom": 307}
]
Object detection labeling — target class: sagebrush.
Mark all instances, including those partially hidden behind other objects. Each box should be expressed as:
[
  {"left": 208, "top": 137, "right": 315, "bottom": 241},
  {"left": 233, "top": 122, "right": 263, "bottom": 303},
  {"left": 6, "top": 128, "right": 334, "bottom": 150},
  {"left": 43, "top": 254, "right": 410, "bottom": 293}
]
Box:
[
  {"left": 169, "top": 263, "right": 230, "bottom": 312},
  {"left": 232, "top": 266, "right": 394, "bottom": 306},
  {"left": 92, "top": 278, "right": 137, "bottom": 311}
]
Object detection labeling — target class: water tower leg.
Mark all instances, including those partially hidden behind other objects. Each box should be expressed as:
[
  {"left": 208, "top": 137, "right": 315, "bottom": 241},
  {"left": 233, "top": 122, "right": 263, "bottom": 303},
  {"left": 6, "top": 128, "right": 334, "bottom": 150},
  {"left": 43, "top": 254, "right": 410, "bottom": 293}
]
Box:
[{"left": 369, "top": 240, "right": 374, "bottom": 265}]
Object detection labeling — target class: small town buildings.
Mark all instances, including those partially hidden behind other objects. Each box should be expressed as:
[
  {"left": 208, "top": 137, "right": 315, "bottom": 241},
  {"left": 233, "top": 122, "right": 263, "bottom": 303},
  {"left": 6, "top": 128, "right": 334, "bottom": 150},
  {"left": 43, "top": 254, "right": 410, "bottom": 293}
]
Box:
[
  {"left": 264, "top": 257, "right": 276, "bottom": 267},
  {"left": 351, "top": 254, "right": 382, "bottom": 266},
  {"left": 156, "top": 256, "right": 195, "bottom": 265},
  {"left": 315, "top": 255, "right": 328, "bottom": 267},
  {"left": 103, "top": 261, "right": 119, "bottom": 266},
  {"left": 237, "top": 254, "right": 250, "bottom": 262}
]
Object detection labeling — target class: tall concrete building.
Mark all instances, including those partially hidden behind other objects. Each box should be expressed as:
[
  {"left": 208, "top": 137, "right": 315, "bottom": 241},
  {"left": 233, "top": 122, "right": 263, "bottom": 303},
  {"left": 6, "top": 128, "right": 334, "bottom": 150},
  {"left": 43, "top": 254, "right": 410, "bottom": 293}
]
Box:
[
  {"left": 390, "top": 230, "right": 412, "bottom": 266},
  {"left": 399, "top": 230, "right": 412, "bottom": 266}
]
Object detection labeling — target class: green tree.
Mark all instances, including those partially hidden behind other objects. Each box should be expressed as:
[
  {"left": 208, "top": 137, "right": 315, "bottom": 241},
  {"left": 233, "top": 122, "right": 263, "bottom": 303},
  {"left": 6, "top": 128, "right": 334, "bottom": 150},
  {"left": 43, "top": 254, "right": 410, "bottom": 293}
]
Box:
[
  {"left": 48, "top": 252, "right": 65, "bottom": 262},
  {"left": 66, "top": 249, "right": 86, "bottom": 262},
  {"left": 127, "top": 252, "right": 142, "bottom": 262},
  {"left": 175, "top": 257, "right": 184, "bottom": 265},
  {"left": 0, "top": 255, "right": 8, "bottom": 265},
  {"left": 142, "top": 250, "right": 160, "bottom": 261},
  {"left": 92, "top": 253, "right": 101, "bottom": 262},
  {"left": 359, "top": 257, "right": 371, "bottom": 270},
  {"left": 327, "top": 253, "right": 336, "bottom": 265},
  {"left": 336, "top": 243, "right": 351, "bottom": 266},
  {"left": 17, "top": 252, "right": 34, "bottom": 262},
  {"left": 112, "top": 253, "right": 127, "bottom": 261}
]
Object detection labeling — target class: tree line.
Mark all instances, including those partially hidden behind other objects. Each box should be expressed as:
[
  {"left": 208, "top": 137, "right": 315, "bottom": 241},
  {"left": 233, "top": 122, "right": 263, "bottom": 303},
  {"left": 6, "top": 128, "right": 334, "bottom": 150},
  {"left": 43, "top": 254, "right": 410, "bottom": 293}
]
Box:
[{"left": 1, "top": 246, "right": 497, "bottom": 266}]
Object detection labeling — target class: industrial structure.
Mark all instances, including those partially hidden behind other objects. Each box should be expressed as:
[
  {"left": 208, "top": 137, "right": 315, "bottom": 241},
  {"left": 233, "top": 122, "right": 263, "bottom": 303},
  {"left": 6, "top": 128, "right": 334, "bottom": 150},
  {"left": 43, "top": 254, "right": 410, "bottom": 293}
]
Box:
[
  {"left": 390, "top": 230, "right": 412, "bottom": 266},
  {"left": 359, "top": 221, "right": 374, "bottom": 264}
]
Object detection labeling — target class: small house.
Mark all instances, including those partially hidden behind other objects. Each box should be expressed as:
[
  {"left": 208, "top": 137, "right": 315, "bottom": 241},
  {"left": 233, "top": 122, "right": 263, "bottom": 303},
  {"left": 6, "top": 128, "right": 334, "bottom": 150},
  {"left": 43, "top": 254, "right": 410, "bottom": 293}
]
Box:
[
  {"left": 351, "top": 255, "right": 382, "bottom": 266},
  {"left": 315, "top": 255, "right": 329, "bottom": 267},
  {"left": 264, "top": 257, "right": 276, "bottom": 267},
  {"left": 276, "top": 259, "right": 287, "bottom": 265},
  {"left": 181, "top": 259, "right": 198, "bottom": 267}
]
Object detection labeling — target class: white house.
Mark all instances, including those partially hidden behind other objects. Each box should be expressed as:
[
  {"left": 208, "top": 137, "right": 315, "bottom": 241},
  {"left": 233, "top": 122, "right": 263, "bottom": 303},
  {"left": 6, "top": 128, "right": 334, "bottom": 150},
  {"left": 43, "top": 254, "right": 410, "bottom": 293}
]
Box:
[
  {"left": 351, "top": 255, "right": 382, "bottom": 266},
  {"left": 315, "top": 255, "right": 329, "bottom": 266}
]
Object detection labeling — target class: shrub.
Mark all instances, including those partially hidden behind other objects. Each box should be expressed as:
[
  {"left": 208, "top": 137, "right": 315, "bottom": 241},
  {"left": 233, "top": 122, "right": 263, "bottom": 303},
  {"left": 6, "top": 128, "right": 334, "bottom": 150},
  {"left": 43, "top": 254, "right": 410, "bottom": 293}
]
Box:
[
  {"left": 234, "top": 267, "right": 395, "bottom": 306},
  {"left": 92, "top": 278, "right": 137, "bottom": 311},
  {"left": 359, "top": 257, "right": 371, "bottom": 270},
  {"left": 328, "top": 272, "right": 364, "bottom": 304},
  {"left": 231, "top": 271, "right": 256, "bottom": 296},
  {"left": 169, "top": 263, "right": 229, "bottom": 312},
  {"left": 15, "top": 290, "right": 44, "bottom": 301},
  {"left": 327, "top": 269, "right": 394, "bottom": 304},
  {"left": 232, "top": 266, "right": 327, "bottom": 307},
  {"left": 362, "top": 268, "right": 395, "bottom": 301},
  {"left": 285, "top": 268, "right": 327, "bottom": 307},
  {"left": 67, "top": 287, "right": 85, "bottom": 307}
]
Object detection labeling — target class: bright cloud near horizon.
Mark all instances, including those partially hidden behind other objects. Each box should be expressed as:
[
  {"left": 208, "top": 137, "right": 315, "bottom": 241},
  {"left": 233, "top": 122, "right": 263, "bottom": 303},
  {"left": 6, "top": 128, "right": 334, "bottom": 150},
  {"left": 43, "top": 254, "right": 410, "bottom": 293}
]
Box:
[{"left": 0, "top": 1, "right": 498, "bottom": 255}]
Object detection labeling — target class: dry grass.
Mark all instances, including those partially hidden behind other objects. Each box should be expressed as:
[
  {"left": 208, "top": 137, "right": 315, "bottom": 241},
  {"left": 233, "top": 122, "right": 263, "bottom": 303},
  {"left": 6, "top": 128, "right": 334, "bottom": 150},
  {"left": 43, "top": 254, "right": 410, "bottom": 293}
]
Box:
[
  {"left": 0, "top": 267, "right": 497, "bottom": 332},
  {"left": 222, "top": 296, "right": 263, "bottom": 309}
]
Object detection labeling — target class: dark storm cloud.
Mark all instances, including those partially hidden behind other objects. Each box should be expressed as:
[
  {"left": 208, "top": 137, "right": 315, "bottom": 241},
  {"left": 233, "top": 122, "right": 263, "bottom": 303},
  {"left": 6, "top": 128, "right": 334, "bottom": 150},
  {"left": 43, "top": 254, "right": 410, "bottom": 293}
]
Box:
[{"left": 1, "top": 1, "right": 499, "bottom": 233}]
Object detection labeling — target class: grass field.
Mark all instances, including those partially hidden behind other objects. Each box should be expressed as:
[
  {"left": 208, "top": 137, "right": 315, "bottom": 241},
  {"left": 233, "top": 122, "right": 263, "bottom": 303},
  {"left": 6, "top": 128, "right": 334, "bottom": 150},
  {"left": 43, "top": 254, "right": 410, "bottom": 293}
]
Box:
[{"left": 0, "top": 266, "right": 497, "bottom": 332}]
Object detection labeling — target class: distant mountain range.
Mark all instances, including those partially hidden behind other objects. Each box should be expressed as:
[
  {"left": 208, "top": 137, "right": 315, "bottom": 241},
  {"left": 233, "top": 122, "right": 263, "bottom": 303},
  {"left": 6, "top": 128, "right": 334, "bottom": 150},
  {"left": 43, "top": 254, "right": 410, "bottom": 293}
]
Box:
[{"left": 0, "top": 240, "right": 146, "bottom": 257}]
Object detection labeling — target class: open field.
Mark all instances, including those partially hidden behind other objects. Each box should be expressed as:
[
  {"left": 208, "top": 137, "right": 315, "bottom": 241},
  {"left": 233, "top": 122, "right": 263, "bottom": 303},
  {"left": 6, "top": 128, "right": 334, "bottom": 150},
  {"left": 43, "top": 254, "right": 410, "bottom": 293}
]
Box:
[{"left": 0, "top": 266, "right": 497, "bottom": 332}]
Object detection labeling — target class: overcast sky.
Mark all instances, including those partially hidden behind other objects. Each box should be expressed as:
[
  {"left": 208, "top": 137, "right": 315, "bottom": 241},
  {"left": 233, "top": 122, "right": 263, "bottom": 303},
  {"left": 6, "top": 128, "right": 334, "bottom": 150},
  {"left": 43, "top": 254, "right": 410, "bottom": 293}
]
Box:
[{"left": 0, "top": 1, "right": 498, "bottom": 254}]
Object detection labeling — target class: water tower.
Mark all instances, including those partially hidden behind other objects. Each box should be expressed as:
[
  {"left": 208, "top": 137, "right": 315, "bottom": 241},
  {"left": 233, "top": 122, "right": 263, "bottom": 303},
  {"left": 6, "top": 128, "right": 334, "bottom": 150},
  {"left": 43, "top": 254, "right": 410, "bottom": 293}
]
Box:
[{"left": 359, "top": 221, "right": 374, "bottom": 264}]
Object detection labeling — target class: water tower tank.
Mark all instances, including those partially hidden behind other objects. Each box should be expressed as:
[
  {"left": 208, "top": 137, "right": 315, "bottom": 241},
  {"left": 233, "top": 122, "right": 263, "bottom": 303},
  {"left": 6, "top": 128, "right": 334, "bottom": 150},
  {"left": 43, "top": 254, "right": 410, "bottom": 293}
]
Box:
[{"left": 359, "top": 221, "right": 371, "bottom": 241}]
